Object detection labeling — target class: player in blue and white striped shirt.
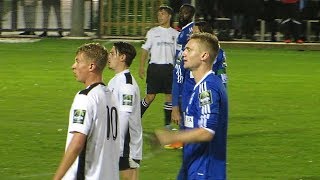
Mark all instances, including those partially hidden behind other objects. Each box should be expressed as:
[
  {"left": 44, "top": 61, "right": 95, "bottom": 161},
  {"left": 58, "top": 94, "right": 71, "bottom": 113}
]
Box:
[
  {"left": 171, "top": 4, "right": 195, "bottom": 134},
  {"left": 156, "top": 33, "right": 228, "bottom": 180},
  {"left": 171, "top": 20, "right": 228, "bottom": 146}
]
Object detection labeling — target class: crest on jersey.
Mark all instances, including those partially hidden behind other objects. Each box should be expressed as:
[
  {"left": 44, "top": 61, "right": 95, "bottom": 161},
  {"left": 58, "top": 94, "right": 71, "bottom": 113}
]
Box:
[
  {"left": 73, "top": 109, "right": 86, "bottom": 124},
  {"left": 199, "top": 90, "right": 213, "bottom": 106},
  {"left": 122, "top": 94, "right": 133, "bottom": 106},
  {"left": 176, "top": 57, "right": 182, "bottom": 65}
]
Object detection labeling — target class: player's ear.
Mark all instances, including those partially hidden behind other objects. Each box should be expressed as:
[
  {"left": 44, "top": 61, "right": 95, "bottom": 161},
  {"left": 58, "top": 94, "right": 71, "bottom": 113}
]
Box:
[
  {"left": 89, "top": 63, "right": 97, "bottom": 71},
  {"left": 201, "top": 51, "right": 209, "bottom": 61},
  {"left": 120, "top": 54, "right": 126, "bottom": 62}
]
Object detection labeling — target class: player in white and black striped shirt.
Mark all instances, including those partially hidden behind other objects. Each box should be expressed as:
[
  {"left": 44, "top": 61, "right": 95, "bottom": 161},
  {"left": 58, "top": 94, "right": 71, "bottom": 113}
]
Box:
[
  {"left": 108, "top": 42, "right": 143, "bottom": 180},
  {"left": 54, "top": 43, "right": 120, "bottom": 180}
]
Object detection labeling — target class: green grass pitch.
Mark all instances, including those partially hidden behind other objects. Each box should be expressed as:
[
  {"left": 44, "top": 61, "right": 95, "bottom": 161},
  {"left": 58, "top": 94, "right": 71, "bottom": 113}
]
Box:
[{"left": 0, "top": 39, "right": 319, "bottom": 179}]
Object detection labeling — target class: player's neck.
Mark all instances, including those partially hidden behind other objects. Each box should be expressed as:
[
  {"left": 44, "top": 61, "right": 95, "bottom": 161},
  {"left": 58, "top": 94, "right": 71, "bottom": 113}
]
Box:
[
  {"left": 180, "top": 20, "right": 192, "bottom": 28},
  {"left": 114, "top": 64, "right": 128, "bottom": 74},
  {"left": 84, "top": 75, "right": 103, "bottom": 87},
  {"left": 160, "top": 23, "right": 170, "bottom": 28},
  {"left": 192, "top": 66, "right": 211, "bottom": 83}
]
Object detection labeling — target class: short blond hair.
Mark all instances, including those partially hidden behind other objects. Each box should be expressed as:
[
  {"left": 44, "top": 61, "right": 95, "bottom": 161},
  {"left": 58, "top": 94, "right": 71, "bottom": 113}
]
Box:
[
  {"left": 189, "top": 32, "right": 220, "bottom": 64},
  {"left": 76, "top": 43, "right": 108, "bottom": 72}
]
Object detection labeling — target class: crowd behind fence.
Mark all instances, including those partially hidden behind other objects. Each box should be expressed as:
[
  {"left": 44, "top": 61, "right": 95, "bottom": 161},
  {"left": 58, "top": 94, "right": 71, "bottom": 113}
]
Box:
[
  {"left": 0, "top": 0, "right": 98, "bottom": 36},
  {"left": 0, "top": 0, "right": 319, "bottom": 42}
]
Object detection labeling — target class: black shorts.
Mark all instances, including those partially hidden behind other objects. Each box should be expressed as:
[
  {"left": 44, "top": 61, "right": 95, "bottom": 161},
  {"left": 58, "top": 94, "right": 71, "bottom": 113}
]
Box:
[
  {"left": 119, "top": 157, "right": 141, "bottom": 170},
  {"left": 146, "top": 63, "right": 173, "bottom": 94}
]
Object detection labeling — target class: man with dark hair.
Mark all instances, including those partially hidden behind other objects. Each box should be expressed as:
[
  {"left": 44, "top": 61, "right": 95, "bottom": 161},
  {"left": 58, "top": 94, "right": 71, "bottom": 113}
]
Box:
[
  {"left": 169, "top": 3, "right": 195, "bottom": 149},
  {"left": 139, "top": 6, "right": 179, "bottom": 130},
  {"left": 108, "top": 42, "right": 143, "bottom": 180},
  {"left": 156, "top": 33, "right": 228, "bottom": 180},
  {"left": 177, "top": 4, "right": 195, "bottom": 30},
  {"left": 54, "top": 43, "right": 120, "bottom": 180}
]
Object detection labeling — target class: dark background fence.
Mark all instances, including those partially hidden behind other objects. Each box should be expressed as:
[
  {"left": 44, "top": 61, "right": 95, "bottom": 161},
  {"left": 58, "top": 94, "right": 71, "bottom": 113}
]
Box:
[{"left": 0, "top": 0, "right": 319, "bottom": 41}]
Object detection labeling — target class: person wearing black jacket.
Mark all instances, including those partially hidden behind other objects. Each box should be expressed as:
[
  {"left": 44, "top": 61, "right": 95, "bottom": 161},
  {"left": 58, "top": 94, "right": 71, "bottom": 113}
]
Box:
[{"left": 280, "top": 0, "right": 304, "bottom": 43}]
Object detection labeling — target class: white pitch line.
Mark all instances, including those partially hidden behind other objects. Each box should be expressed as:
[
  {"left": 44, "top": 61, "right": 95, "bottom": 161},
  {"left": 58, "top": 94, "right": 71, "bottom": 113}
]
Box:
[
  {"left": 0, "top": 38, "right": 41, "bottom": 43},
  {"left": 9, "top": 172, "right": 54, "bottom": 179}
]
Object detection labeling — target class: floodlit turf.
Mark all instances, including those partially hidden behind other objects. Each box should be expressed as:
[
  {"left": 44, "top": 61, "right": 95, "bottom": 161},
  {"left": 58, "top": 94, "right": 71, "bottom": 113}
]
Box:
[{"left": 0, "top": 39, "right": 319, "bottom": 179}]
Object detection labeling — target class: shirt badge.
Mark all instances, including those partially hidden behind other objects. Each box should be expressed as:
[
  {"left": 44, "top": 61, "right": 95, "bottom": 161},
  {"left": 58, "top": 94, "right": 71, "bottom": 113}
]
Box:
[
  {"left": 122, "top": 94, "right": 133, "bottom": 106},
  {"left": 73, "top": 109, "right": 86, "bottom": 124},
  {"left": 199, "top": 90, "right": 213, "bottom": 106}
]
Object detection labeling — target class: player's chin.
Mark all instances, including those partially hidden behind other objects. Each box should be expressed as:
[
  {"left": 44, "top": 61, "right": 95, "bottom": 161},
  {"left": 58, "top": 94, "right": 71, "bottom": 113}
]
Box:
[
  {"left": 183, "top": 61, "right": 189, "bottom": 69},
  {"left": 73, "top": 74, "right": 80, "bottom": 81}
]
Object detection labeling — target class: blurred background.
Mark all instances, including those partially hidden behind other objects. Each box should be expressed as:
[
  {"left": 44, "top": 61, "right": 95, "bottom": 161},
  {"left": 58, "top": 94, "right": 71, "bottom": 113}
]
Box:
[{"left": 0, "top": 0, "right": 319, "bottom": 42}]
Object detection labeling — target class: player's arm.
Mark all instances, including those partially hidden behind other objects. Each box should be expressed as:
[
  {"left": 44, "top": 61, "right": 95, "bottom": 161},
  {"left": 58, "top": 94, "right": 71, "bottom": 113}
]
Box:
[
  {"left": 215, "top": 49, "right": 228, "bottom": 86},
  {"left": 139, "top": 49, "right": 148, "bottom": 79},
  {"left": 118, "top": 84, "right": 136, "bottom": 138},
  {"left": 155, "top": 128, "right": 213, "bottom": 145},
  {"left": 171, "top": 51, "right": 185, "bottom": 124},
  {"left": 171, "top": 73, "right": 182, "bottom": 125},
  {"left": 158, "top": 86, "right": 220, "bottom": 145},
  {"left": 171, "top": 106, "right": 181, "bottom": 125},
  {"left": 53, "top": 132, "right": 86, "bottom": 180},
  {"left": 139, "top": 30, "right": 152, "bottom": 79},
  {"left": 171, "top": 63, "right": 181, "bottom": 124}
]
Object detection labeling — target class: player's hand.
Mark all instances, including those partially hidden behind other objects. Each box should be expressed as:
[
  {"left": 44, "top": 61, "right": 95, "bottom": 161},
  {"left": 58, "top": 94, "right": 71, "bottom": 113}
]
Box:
[
  {"left": 139, "top": 67, "right": 145, "bottom": 79},
  {"left": 155, "top": 129, "right": 174, "bottom": 146},
  {"left": 171, "top": 106, "right": 181, "bottom": 125}
]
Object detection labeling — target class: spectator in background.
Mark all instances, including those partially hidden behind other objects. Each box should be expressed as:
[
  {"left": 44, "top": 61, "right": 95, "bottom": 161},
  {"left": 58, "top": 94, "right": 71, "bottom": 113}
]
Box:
[
  {"left": 280, "top": 0, "right": 304, "bottom": 43},
  {"left": 242, "top": 0, "right": 262, "bottom": 41},
  {"left": 20, "top": 0, "right": 37, "bottom": 35},
  {"left": 263, "top": 0, "right": 278, "bottom": 42},
  {"left": 317, "top": 1, "right": 320, "bottom": 41},
  {"left": 230, "top": 0, "right": 245, "bottom": 39},
  {"left": 40, "top": 0, "right": 63, "bottom": 37},
  {"left": 0, "top": 0, "right": 3, "bottom": 35},
  {"left": 195, "top": 0, "right": 218, "bottom": 25}
]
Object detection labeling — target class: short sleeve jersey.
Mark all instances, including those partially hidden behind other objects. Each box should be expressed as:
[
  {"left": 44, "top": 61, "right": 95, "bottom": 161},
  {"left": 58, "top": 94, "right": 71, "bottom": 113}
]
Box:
[
  {"left": 182, "top": 71, "right": 228, "bottom": 179},
  {"left": 63, "top": 83, "right": 120, "bottom": 180},
  {"left": 141, "top": 26, "right": 179, "bottom": 64},
  {"left": 108, "top": 69, "right": 143, "bottom": 160}
]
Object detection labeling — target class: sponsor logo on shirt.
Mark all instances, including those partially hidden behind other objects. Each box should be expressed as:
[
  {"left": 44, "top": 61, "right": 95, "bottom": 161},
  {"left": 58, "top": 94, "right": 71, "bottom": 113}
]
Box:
[
  {"left": 157, "top": 42, "right": 174, "bottom": 46},
  {"left": 73, "top": 109, "right": 86, "bottom": 124},
  {"left": 199, "top": 90, "right": 213, "bottom": 106},
  {"left": 122, "top": 94, "right": 133, "bottom": 106},
  {"left": 184, "top": 115, "right": 194, "bottom": 128}
]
